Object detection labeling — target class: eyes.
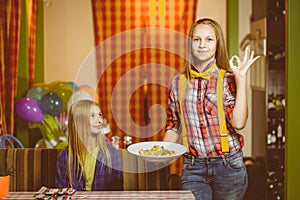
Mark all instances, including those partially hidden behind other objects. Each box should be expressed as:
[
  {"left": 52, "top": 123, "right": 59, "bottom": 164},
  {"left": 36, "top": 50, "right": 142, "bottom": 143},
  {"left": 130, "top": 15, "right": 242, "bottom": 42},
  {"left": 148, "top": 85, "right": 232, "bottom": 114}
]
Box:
[
  {"left": 192, "top": 37, "right": 215, "bottom": 43},
  {"left": 90, "top": 113, "right": 103, "bottom": 119}
]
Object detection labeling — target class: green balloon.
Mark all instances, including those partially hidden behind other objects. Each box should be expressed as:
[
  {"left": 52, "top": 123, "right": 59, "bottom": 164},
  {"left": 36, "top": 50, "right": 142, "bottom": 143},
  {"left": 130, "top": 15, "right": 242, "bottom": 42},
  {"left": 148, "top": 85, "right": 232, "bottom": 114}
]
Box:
[
  {"left": 51, "top": 82, "right": 73, "bottom": 112},
  {"left": 26, "top": 86, "right": 48, "bottom": 102}
]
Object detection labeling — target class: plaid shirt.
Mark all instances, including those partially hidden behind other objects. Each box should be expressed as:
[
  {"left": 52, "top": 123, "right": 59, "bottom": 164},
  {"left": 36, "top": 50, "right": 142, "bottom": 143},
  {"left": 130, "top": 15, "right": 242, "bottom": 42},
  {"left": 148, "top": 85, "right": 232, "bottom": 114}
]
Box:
[
  {"left": 165, "top": 63, "right": 244, "bottom": 157},
  {"left": 56, "top": 144, "right": 123, "bottom": 191}
]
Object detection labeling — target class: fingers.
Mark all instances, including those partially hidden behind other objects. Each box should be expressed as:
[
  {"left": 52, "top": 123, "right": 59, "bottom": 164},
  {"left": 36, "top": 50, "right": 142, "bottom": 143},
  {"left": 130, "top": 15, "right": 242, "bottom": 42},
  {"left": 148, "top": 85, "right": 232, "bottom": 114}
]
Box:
[
  {"left": 250, "top": 50, "right": 254, "bottom": 60},
  {"left": 252, "top": 55, "right": 261, "bottom": 63},
  {"left": 243, "top": 46, "right": 250, "bottom": 61},
  {"left": 244, "top": 55, "right": 261, "bottom": 72}
]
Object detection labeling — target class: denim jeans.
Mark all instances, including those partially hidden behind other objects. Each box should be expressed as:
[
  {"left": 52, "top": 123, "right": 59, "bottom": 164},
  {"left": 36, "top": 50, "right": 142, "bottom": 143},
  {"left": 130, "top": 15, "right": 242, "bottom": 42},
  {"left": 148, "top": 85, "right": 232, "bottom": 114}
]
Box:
[{"left": 181, "top": 150, "right": 248, "bottom": 200}]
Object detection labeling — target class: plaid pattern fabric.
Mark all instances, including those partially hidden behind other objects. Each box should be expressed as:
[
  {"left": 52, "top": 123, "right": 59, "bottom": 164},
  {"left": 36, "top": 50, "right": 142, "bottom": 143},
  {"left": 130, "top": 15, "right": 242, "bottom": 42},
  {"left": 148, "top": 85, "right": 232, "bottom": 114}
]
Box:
[
  {"left": 91, "top": 0, "right": 197, "bottom": 147},
  {"left": 5, "top": 190, "right": 195, "bottom": 199},
  {"left": 27, "top": 0, "right": 38, "bottom": 88},
  {"left": 0, "top": 0, "right": 22, "bottom": 135},
  {"left": 166, "top": 63, "right": 245, "bottom": 156}
]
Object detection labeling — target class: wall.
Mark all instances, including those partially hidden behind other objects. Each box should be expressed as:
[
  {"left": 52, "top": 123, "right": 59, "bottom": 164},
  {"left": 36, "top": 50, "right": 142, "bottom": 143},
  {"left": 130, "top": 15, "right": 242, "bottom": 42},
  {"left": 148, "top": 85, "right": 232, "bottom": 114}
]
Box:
[
  {"left": 43, "top": 0, "right": 252, "bottom": 156},
  {"left": 196, "top": 0, "right": 227, "bottom": 35},
  {"left": 238, "top": 0, "right": 252, "bottom": 157},
  {"left": 287, "top": 0, "right": 300, "bottom": 199},
  {"left": 44, "top": 0, "right": 97, "bottom": 88},
  {"left": 43, "top": 0, "right": 227, "bottom": 87}
]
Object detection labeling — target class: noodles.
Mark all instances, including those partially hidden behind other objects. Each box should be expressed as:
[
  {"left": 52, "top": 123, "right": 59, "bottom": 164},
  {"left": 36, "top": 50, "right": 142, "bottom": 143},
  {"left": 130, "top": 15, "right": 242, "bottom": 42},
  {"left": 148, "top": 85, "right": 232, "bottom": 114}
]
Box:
[{"left": 139, "top": 145, "right": 175, "bottom": 156}]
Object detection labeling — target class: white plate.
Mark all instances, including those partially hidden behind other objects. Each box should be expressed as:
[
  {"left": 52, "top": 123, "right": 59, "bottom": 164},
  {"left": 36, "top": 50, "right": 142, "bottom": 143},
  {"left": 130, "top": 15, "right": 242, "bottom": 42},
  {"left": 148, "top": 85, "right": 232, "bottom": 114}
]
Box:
[{"left": 127, "top": 141, "right": 186, "bottom": 162}]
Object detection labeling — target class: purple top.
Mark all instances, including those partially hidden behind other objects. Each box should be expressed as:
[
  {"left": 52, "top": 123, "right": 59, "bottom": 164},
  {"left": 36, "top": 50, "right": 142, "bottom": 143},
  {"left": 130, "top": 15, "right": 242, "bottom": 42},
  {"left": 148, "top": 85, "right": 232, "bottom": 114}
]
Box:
[{"left": 56, "top": 144, "right": 123, "bottom": 191}]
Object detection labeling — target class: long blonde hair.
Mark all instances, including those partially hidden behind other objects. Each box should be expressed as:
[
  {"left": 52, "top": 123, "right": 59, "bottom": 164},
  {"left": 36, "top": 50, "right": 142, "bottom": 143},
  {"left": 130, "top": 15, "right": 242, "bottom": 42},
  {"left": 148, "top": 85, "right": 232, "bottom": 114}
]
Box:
[
  {"left": 67, "top": 100, "right": 112, "bottom": 187},
  {"left": 184, "top": 18, "right": 230, "bottom": 81}
]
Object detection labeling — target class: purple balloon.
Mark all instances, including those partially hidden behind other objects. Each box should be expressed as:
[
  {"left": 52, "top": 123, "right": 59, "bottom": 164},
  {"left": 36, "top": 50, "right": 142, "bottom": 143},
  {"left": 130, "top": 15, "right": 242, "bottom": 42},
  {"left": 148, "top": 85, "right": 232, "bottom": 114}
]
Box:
[{"left": 16, "top": 97, "right": 44, "bottom": 122}]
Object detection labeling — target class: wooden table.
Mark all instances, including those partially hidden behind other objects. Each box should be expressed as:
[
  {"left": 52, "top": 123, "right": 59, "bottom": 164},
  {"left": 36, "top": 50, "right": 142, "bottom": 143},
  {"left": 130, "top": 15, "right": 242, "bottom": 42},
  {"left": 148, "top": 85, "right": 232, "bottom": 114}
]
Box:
[{"left": 4, "top": 190, "right": 195, "bottom": 199}]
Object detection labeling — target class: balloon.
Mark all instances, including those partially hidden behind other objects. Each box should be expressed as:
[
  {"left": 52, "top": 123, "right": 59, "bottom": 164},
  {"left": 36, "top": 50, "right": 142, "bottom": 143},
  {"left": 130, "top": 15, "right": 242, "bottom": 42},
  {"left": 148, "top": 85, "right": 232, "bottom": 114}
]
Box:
[
  {"left": 48, "top": 81, "right": 61, "bottom": 89},
  {"left": 15, "top": 97, "right": 44, "bottom": 122},
  {"left": 68, "top": 81, "right": 80, "bottom": 92},
  {"left": 67, "top": 91, "right": 93, "bottom": 111},
  {"left": 79, "top": 84, "right": 98, "bottom": 103},
  {"left": 51, "top": 82, "right": 73, "bottom": 112},
  {"left": 40, "top": 92, "right": 62, "bottom": 116},
  {"left": 26, "top": 86, "right": 48, "bottom": 102},
  {"left": 33, "top": 82, "right": 50, "bottom": 91}
]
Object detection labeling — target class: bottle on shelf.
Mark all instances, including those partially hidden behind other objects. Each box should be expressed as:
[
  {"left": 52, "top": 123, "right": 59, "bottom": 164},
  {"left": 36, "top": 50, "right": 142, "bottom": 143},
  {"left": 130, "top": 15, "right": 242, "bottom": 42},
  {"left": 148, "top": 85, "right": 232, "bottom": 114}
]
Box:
[
  {"left": 267, "top": 117, "right": 273, "bottom": 146},
  {"left": 268, "top": 93, "right": 276, "bottom": 111},
  {"left": 268, "top": 0, "right": 285, "bottom": 21},
  {"left": 276, "top": 122, "right": 283, "bottom": 148},
  {"left": 275, "top": 94, "right": 284, "bottom": 111},
  {"left": 268, "top": 117, "right": 277, "bottom": 148}
]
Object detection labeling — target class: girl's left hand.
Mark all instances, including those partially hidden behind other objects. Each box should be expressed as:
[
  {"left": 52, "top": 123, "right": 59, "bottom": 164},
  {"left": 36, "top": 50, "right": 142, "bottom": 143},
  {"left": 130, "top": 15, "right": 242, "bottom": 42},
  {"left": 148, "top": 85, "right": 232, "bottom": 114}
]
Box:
[{"left": 229, "top": 46, "right": 260, "bottom": 77}]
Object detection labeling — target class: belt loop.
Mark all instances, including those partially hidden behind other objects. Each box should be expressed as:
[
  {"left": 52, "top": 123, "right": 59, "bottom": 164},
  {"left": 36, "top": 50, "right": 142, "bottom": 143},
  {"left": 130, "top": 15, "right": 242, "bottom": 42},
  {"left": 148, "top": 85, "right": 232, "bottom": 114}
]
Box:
[
  {"left": 222, "top": 154, "right": 228, "bottom": 166},
  {"left": 191, "top": 155, "right": 195, "bottom": 165}
]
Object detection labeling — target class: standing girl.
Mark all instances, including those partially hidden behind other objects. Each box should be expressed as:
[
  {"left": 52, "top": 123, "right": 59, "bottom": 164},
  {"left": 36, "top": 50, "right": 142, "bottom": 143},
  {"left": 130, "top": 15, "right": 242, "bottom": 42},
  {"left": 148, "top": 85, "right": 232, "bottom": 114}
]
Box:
[{"left": 164, "top": 18, "right": 259, "bottom": 200}]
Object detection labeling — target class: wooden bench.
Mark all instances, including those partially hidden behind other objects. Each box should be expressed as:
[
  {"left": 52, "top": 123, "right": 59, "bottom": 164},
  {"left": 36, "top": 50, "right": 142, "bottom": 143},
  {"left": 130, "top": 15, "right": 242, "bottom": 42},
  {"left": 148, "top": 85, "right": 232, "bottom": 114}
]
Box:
[
  {"left": 0, "top": 148, "right": 61, "bottom": 191},
  {"left": 0, "top": 148, "right": 176, "bottom": 191}
]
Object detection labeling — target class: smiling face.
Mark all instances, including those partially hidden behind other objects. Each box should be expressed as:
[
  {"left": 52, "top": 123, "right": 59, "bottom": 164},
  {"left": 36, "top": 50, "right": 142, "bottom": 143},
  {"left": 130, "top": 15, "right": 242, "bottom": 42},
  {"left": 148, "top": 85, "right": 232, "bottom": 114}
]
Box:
[
  {"left": 89, "top": 104, "right": 104, "bottom": 135},
  {"left": 191, "top": 23, "right": 217, "bottom": 70}
]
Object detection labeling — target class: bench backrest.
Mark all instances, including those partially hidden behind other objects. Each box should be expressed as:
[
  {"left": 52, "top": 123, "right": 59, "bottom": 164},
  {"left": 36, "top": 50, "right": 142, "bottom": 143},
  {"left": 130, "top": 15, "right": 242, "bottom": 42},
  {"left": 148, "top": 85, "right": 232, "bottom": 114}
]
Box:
[
  {"left": 0, "top": 148, "right": 174, "bottom": 191},
  {"left": 0, "top": 148, "right": 61, "bottom": 191}
]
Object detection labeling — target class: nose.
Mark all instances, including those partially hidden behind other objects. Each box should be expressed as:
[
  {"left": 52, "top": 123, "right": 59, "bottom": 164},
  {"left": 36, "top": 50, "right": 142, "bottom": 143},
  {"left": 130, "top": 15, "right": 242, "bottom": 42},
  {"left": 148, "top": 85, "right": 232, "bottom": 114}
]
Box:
[
  {"left": 96, "top": 115, "right": 104, "bottom": 124},
  {"left": 198, "top": 40, "right": 205, "bottom": 48}
]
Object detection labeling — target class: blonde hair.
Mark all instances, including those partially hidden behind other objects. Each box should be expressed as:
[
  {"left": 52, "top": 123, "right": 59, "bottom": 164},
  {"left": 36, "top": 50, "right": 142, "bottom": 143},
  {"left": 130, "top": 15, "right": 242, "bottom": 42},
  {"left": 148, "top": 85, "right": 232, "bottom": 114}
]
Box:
[
  {"left": 184, "top": 18, "right": 230, "bottom": 81},
  {"left": 67, "top": 100, "right": 112, "bottom": 187}
]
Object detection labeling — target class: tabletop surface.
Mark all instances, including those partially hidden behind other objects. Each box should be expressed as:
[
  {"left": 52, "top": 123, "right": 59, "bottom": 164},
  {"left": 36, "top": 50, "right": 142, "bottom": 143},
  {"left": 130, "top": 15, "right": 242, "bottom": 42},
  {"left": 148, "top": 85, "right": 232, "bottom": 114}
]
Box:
[{"left": 4, "top": 190, "right": 195, "bottom": 199}]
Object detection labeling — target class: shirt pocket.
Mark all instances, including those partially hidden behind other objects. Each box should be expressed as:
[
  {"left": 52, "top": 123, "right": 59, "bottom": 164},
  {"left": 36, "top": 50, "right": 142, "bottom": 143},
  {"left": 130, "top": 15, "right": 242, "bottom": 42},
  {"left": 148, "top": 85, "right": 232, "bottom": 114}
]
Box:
[{"left": 204, "top": 93, "right": 218, "bottom": 115}]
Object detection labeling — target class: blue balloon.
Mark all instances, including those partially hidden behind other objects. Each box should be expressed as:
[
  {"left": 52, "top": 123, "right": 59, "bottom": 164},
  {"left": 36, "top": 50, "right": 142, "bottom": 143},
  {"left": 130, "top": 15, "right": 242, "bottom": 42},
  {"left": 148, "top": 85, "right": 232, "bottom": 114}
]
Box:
[
  {"left": 68, "top": 81, "right": 80, "bottom": 92},
  {"left": 40, "top": 92, "right": 62, "bottom": 116}
]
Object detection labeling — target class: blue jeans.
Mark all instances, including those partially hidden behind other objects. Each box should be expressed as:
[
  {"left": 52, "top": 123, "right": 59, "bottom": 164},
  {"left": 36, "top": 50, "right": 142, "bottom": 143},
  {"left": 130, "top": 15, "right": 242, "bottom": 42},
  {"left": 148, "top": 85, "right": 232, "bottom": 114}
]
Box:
[{"left": 181, "top": 150, "right": 248, "bottom": 200}]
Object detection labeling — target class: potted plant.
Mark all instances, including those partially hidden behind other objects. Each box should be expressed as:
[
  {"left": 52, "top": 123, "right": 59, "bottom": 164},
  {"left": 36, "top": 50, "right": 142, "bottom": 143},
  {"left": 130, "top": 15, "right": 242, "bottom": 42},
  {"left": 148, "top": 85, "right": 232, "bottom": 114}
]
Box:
[{"left": 0, "top": 162, "right": 12, "bottom": 198}]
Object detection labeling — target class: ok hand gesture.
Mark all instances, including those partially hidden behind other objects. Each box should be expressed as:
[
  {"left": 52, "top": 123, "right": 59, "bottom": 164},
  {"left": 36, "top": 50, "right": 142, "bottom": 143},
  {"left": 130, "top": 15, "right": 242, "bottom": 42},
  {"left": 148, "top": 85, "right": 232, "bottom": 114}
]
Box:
[{"left": 229, "top": 46, "right": 260, "bottom": 77}]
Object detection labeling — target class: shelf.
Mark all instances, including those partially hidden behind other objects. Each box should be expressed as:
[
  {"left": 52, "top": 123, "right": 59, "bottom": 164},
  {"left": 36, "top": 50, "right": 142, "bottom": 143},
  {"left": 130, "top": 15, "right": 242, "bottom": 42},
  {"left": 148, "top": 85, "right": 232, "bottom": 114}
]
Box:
[
  {"left": 267, "top": 146, "right": 285, "bottom": 151},
  {"left": 269, "top": 61, "right": 285, "bottom": 67},
  {"left": 251, "top": 0, "right": 286, "bottom": 199}
]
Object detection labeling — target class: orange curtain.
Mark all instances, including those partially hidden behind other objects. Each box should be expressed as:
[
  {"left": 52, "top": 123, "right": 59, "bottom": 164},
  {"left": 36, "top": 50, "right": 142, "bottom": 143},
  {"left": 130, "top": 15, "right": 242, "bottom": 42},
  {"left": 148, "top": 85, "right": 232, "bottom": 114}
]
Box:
[
  {"left": 0, "top": 0, "right": 22, "bottom": 135},
  {"left": 27, "top": 0, "right": 38, "bottom": 88},
  {"left": 0, "top": 0, "right": 38, "bottom": 136},
  {"left": 92, "top": 0, "right": 197, "bottom": 145},
  {"left": 92, "top": 0, "right": 197, "bottom": 174}
]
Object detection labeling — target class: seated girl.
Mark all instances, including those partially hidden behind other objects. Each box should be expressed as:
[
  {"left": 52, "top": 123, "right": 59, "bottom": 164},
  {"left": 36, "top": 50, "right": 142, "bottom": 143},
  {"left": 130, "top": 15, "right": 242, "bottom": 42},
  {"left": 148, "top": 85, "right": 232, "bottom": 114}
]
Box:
[{"left": 56, "top": 100, "right": 123, "bottom": 191}]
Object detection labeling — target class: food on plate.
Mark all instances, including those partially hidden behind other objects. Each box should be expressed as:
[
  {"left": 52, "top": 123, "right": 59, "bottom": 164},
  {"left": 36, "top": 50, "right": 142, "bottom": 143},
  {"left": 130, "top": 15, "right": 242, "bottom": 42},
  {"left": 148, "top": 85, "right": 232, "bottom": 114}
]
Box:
[{"left": 139, "top": 145, "right": 175, "bottom": 156}]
